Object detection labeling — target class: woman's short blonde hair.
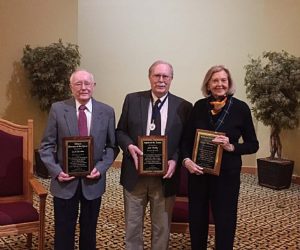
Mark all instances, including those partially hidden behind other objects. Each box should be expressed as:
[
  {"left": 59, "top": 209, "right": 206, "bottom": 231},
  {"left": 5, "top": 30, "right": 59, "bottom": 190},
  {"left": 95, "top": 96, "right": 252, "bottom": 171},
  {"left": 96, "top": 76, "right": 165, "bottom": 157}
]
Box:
[{"left": 201, "top": 65, "right": 236, "bottom": 97}]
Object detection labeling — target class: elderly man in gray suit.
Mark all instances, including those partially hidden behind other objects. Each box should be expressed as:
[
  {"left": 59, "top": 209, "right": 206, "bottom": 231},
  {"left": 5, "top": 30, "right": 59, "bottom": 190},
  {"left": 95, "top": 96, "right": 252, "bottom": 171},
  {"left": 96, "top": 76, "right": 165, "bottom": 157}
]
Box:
[
  {"left": 39, "top": 69, "right": 118, "bottom": 250},
  {"left": 117, "top": 60, "right": 192, "bottom": 250}
]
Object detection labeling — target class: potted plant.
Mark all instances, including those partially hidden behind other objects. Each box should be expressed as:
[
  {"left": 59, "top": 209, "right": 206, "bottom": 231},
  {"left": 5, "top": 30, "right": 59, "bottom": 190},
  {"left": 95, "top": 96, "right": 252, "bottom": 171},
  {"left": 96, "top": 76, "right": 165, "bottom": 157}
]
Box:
[
  {"left": 22, "top": 39, "right": 81, "bottom": 112},
  {"left": 22, "top": 39, "right": 81, "bottom": 177},
  {"left": 244, "top": 50, "right": 300, "bottom": 189}
]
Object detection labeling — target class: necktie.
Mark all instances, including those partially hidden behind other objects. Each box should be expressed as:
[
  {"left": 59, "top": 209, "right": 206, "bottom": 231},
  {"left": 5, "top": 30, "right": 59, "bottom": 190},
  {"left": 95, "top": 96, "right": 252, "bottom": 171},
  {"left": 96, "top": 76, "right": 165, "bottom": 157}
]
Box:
[
  {"left": 150, "top": 99, "right": 161, "bottom": 136},
  {"left": 78, "top": 105, "right": 88, "bottom": 136}
]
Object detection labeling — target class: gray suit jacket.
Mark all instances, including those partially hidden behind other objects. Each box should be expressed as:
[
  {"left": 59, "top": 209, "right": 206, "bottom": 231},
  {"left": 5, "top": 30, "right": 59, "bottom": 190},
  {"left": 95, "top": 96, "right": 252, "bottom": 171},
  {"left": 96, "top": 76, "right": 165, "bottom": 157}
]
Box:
[
  {"left": 116, "top": 90, "right": 192, "bottom": 197},
  {"left": 39, "top": 98, "right": 118, "bottom": 200}
]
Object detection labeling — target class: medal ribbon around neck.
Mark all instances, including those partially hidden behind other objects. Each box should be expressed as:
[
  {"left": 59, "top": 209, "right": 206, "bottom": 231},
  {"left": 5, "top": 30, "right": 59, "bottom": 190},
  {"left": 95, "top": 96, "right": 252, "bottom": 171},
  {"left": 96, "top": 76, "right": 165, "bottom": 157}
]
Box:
[{"left": 150, "top": 93, "right": 168, "bottom": 131}]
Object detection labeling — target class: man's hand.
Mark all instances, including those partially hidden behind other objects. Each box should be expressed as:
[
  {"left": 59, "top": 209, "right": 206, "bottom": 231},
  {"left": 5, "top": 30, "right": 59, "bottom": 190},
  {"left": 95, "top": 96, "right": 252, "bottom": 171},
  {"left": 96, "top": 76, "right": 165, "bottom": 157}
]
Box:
[
  {"left": 128, "top": 144, "right": 143, "bottom": 170},
  {"left": 183, "top": 158, "right": 204, "bottom": 175},
  {"left": 57, "top": 171, "right": 75, "bottom": 182},
  {"left": 163, "top": 159, "right": 176, "bottom": 179},
  {"left": 86, "top": 167, "right": 101, "bottom": 179}
]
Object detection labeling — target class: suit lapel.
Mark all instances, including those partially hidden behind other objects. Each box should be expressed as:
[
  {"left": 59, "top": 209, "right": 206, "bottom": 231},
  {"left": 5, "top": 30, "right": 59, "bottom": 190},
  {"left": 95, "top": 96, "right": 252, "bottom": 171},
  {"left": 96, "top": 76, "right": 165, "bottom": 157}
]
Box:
[
  {"left": 63, "top": 98, "right": 78, "bottom": 136},
  {"left": 90, "top": 99, "right": 104, "bottom": 137},
  {"left": 165, "top": 93, "right": 176, "bottom": 134},
  {"left": 140, "top": 91, "right": 151, "bottom": 135}
]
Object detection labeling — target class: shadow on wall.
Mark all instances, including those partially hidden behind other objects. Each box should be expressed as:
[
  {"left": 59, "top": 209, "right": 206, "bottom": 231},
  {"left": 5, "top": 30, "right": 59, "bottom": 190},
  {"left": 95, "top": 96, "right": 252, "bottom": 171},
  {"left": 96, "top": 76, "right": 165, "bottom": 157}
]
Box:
[
  {"left": 3, "top": 61, "right": 50, "bottom": 178},
  {"left": 3, "top": 61, "right": 33, "bottom": 123},
  {"left": 281, "top": 128, "right": 300, "bottom": 176},
  {"left": 3, "top": 61, "right": 48, "bottom": 147}
]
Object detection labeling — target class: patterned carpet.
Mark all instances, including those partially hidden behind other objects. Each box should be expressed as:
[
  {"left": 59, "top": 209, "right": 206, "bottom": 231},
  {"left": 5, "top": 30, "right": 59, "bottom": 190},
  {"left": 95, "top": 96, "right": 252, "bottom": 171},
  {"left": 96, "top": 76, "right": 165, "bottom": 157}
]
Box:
[{"left": 1, "top": 167, "right": 299, "bottom": 250}]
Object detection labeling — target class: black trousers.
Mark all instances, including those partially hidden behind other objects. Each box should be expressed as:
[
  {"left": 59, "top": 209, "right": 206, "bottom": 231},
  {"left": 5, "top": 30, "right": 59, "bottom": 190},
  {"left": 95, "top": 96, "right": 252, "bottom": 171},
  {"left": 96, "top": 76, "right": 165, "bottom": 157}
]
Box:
[
  {"left": 53, "top": 181, "right": 101, "bottom": 250},
  {"left": 188, "top": 169, "right": 241, "bottom": 250}
]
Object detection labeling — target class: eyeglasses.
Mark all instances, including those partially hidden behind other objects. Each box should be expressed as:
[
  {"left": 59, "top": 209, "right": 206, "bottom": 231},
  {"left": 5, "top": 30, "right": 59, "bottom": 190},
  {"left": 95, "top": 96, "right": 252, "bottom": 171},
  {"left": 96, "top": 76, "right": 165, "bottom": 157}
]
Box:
[
  {"left": 151, "top": 74, "right": 171, "bottom": 81},
  {"left": 72, "top": 81, "right": 94, "bottom": 88}
]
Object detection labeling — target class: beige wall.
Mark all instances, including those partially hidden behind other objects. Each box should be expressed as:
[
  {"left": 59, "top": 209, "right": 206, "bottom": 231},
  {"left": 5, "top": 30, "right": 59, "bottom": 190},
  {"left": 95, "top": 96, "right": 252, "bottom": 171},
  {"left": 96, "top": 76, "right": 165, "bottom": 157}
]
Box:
[
  {"left": 1, "top": 1, "right": 300, "bottom": 174},
  {"left": 0, "top": 0, "right": 78, "bottom": 147},
  {"left": 78, "top": 0, "right": 300, "bottom": 173}
]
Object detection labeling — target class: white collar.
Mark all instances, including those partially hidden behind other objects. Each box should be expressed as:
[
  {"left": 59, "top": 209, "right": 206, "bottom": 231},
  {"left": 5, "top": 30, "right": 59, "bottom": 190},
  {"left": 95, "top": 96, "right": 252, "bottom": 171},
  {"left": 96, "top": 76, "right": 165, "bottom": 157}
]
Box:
[
  {"left": 75, "top": 98, "right": 92, "bottom": 112},
  {"left": 151, "top": 92, "right": 168, "bottom": 103}
]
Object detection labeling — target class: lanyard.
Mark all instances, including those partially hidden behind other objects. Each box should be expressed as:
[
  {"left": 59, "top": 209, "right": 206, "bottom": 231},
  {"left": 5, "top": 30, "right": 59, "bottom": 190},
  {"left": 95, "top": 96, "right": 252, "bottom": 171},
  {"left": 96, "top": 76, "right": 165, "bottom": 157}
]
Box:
[
  {"left": 151, "top": 93, "right": 168, "bottom": 123},
  {"left": 209, "top": 95, "right": 233, "bottom": 131}
]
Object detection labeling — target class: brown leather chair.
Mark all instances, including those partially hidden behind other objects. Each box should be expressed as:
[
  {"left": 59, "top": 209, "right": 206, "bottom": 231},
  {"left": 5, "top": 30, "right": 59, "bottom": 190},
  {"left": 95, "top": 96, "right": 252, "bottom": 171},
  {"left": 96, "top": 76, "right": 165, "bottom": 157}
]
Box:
[
  {"left": 171, "top": 166, "right": 215, "bottom": 235},
  {"left": 0, "top": 119, "right": 48, "bottom": 249}
]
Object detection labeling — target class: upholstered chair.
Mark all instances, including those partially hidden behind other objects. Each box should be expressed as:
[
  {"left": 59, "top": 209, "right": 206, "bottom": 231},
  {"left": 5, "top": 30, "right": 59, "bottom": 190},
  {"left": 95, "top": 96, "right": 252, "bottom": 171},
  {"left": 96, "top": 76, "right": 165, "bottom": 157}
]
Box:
[
  {"left": 0, "top": 119, "right": 47, "bottom": 250},
  {"left": 171, "top": 165, "right": 215, "bottom": 235}
]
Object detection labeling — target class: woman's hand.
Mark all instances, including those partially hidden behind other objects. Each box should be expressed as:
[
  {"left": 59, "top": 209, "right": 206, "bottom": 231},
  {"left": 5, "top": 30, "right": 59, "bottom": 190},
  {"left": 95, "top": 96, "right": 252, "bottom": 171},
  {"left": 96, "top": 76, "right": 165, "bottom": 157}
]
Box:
[
  {"left": 183, "top": 158, "right": 204, "bottom": 175},
  {"left": 212, "top": 135, "right": 235, "bottom": 152}
]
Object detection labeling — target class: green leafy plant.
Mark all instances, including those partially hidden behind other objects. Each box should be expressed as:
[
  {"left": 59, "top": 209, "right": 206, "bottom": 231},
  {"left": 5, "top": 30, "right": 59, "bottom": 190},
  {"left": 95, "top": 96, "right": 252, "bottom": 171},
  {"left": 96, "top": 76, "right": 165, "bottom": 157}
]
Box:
[
  {"left": 244, "top": 51, "right": 300, "bottom": 159},
  {"left": 22, "top": 39, "right": 81, "bottom": 112}
]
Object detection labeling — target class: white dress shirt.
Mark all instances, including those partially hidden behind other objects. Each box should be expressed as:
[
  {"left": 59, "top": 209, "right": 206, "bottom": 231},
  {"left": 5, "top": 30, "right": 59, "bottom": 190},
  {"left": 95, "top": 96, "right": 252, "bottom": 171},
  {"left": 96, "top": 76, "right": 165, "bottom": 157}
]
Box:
[
  {"left": 146, "top": 92, "right": 168, "bottom": 135},
  {"left": 75, "top": 99, "right": 92, "bottom": 136}
]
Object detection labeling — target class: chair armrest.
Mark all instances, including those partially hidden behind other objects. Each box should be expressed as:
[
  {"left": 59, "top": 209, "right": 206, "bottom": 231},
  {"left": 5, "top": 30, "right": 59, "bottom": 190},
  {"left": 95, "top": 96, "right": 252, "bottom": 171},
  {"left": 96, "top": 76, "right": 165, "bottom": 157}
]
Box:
[
  {"left": 29, "top": 177, "right": 47, "bottom": 238},
  {"left": 29, "top": 178, "right": 48, "bottom": 199}
]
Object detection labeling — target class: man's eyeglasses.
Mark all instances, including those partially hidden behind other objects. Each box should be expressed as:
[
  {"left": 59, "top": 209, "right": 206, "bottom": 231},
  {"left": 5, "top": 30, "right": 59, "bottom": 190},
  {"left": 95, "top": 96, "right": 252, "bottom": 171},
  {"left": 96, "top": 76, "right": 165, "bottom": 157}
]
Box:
[
  {"left": 72, "top": 81, "right": 94, "bottom": 88},
  {"left": 151, "top": 74, "right": 171, "bottom": 81}
]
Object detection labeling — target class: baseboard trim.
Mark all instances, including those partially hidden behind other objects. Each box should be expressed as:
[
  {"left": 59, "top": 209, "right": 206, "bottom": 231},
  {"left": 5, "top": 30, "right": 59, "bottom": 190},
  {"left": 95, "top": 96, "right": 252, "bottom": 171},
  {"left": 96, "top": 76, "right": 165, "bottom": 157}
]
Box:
[
  {"left": 112, "top": 160, "right": 121, "bottom": 168},
  {"left": 291, "top": 175, "right": 300, "bottom": 185},
  {"left": 241, "top": 166, "right": 257, "bottom": 175},
  {"left": 241, "top": 166, "right": 300, "bottom": 185},
  {"left": 112, "top": 161, "right": 300, "bottom": 185}
]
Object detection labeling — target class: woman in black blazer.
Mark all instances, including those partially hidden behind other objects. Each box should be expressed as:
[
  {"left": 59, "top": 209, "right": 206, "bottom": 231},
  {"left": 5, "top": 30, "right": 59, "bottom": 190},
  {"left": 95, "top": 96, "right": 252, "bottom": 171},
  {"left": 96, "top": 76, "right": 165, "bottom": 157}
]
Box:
[{"left": 181, "top": 65, "right": 259, "bottom": 250}]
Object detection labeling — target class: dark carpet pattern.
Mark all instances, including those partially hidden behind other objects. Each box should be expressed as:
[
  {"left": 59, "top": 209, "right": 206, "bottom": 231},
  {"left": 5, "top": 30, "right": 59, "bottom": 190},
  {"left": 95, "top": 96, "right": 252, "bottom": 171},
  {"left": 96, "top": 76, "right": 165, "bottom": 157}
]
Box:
[{"left": 1, "top": 167, "right": 299, "bottom": 249}]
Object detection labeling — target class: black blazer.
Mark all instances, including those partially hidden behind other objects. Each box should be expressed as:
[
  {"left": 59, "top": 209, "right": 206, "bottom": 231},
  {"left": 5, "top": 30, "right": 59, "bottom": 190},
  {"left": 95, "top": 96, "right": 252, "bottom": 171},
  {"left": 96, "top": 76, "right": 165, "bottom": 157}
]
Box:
[
  {"left": 181, "top": 96, "right": 259, "bottom": 172},
  {"left": 116, "top": 90, "right": 192, "bottom": 196}
]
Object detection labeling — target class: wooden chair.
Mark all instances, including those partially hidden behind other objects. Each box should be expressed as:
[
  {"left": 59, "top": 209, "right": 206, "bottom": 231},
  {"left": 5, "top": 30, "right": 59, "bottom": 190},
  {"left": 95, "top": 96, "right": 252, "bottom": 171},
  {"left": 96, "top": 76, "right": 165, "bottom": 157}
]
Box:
[
  {"left": 171, "top": 166, "right": 215, "bottom": 235},
  {"left": 0, "top": 119, "right": 48, "bottom": 249}
]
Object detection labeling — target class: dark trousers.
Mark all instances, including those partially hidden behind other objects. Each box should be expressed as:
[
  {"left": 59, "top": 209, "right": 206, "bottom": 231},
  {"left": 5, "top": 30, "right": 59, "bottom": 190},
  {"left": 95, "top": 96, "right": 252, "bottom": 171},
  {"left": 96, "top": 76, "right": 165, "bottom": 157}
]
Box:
[
  {"left": 53, "top": 181, "right": 101, "bottom": 250},
  {"left": 188, "top": 169, "right": 241, "bottom": 250}
]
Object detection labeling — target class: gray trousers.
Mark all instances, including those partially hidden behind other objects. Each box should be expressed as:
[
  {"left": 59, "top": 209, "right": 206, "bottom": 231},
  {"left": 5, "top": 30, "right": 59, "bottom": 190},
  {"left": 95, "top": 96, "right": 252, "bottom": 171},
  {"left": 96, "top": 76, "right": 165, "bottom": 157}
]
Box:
[{"left": 123, "top": 176, "right": 175, "bottom": 250}]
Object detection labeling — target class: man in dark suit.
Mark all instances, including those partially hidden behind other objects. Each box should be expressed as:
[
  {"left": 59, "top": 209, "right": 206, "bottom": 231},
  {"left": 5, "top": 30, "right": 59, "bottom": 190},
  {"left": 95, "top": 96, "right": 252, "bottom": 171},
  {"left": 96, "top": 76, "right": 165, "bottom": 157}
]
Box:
[
  {"left": 39, "top": 69, "right": 118, "bottom": 250},
  {"left": 116, "top": 60, "right": 192, "bottom": 250}
]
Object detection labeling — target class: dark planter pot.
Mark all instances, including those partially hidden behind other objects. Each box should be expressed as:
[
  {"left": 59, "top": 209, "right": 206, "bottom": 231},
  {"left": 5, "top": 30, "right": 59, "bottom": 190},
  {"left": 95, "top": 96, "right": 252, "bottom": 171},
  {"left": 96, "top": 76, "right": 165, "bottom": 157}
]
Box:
[
  {"left": 34, "top": 149, "right": 50, "bottom": 178},
  {"left": 257, "top": 158, "right": 294, "bottom": 190}
]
